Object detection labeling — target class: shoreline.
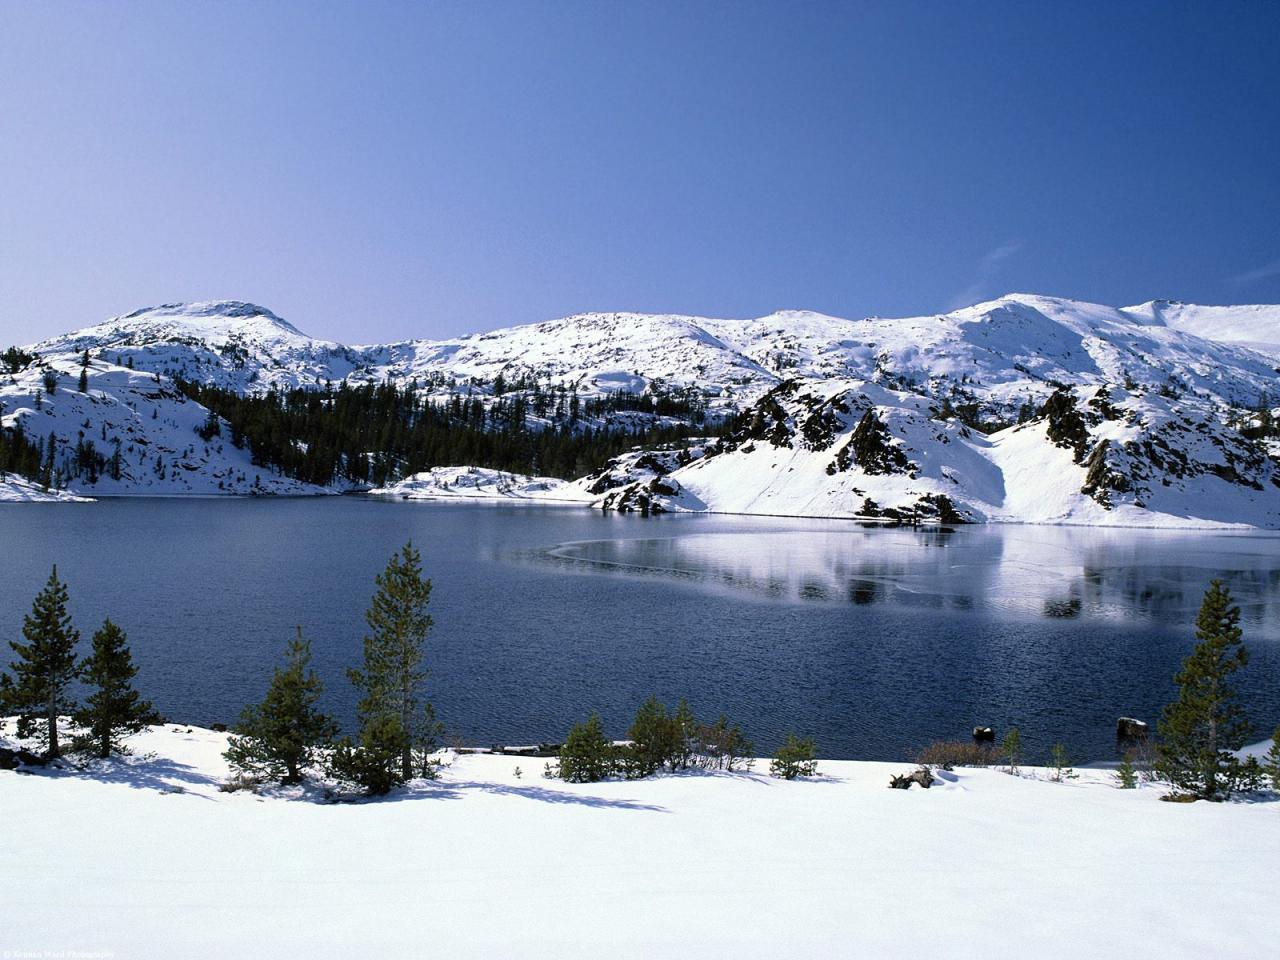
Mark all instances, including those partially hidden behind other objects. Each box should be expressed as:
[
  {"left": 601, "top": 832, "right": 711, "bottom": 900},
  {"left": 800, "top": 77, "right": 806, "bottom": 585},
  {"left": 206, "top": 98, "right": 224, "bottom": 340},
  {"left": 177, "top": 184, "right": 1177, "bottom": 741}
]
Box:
[{"left": 5, "top": 487, "right": 1279, "bottom": 531}]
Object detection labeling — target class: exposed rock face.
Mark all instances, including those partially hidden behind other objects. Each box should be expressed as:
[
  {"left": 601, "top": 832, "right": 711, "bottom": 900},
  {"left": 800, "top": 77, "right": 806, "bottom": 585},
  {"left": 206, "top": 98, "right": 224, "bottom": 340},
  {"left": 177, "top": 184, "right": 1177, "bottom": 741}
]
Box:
[
  {"left": 889, "top": 767, "right": 936, "bottom": 789},
  {"left": 1116, "top": 718, "right": 1149, "bottom": 740}
]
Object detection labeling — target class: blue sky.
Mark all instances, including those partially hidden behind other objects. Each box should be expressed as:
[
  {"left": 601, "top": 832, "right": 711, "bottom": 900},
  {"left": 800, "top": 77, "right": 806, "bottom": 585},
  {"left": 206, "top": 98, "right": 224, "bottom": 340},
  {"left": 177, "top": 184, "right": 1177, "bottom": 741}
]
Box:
[{"left": 1, "top": 1, "right": 1278, "bottom": 345}]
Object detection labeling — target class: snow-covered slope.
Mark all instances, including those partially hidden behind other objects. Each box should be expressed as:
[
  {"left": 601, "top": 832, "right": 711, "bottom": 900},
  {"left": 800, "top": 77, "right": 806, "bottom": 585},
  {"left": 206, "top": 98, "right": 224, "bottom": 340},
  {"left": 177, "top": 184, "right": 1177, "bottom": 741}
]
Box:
[
  {"left": 0, "top": 351, "right": 332, "bottom": 496},
  {"left": 32, "top": 295, "right": 1280, "bottom": 412},
  {"left": 33, "top": 301, "right": 365, "bottom": 393},
  {"left": 584, "top": 378, "right": 1280, "bottom": 528},
  {"left": 370, "top": 466, "right": 590, "bottom": 502},
  {"left": 4, "top": 721, "right": 1277, "bottom": 959},
  {"left": 1126, "top": 299, "right": 1280, "bottom": 360},
  {"left": 0, "top": 475, "right": 92, "bottom": 502},
  {"left": 9, "top": 294, "right": 1280, "bottom": 522}
]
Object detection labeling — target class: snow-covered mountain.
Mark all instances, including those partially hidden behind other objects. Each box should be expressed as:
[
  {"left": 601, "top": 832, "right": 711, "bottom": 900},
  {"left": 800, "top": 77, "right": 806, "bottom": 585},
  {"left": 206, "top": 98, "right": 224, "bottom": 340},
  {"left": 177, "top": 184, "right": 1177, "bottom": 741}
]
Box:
[{"left": 6, "top": 294, "right": 1280, "bottom": 525}]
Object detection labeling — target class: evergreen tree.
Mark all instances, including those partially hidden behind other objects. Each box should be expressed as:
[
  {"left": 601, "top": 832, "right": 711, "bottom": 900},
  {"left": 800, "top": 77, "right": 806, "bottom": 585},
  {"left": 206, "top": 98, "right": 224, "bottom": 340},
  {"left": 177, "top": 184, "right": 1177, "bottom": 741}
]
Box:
[
  {"left": 1115, "top": 755, "right": 1138, "bottom": 789},
  {"left": 77, "top": 367, "right": 88, "bottom": 394},
  {"left": 670, "top": 697, "right": 696, "bottom": 771},
  {"left": 626, "top": 694, "right": 675, "bottom": 777},
  {"left": 1001, "top": 727, "right": 1022, "bottom": 774},
  {"left": 337, "top": 543, "right": 435, "bottom": 792},
  {"left": 558, "top": 712, "right": 615, "bottom": 783},
  {"left": 73, "top": 619, "right": 155, "bottom": 758},
  {"left": 1264, "top": 730, "right": 1279, "bottom": 791},
  {"left": 224, "top": 627, "right": 336, "bottom": 784},
  {"left": 5, "top": 567, "right": 80, "bottom": 758},
  {"left": 1157, "top": 580, "right": 1252, "bottom": 800},
  {"left": 770, "top": 734, "right": 818, "bottom": 779},
  {"left": 40, "top": 432, "right": 56, "bottom": 490}
]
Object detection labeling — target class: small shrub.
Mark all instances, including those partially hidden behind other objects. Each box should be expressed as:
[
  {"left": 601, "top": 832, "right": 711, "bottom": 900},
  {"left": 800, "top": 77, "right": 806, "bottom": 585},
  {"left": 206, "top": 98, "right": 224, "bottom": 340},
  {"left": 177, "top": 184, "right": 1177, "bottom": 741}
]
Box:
[
  {"left": 219, "top": 772, "right": 261, "bottom": 794},
  {"left": 512, "top": 765, "right": 522, "bottom": 779},
  {"left": 1234, "top": 756, "right": 1266, "bottom": 793},
  {"left": 691, "top": 715, "right": 755, "bottom": 772},
  {"left": 1047, "top": 743, "right": 1078, "bottom": 782},
  {"left": 916, "top": 740, "right": 998, "bottom": 770},
  {"left": 770, "top": 734, "right": 818, "bottom": 780},
  {"left": 326, "top": 714, "right": 411, "bottom": 795}
]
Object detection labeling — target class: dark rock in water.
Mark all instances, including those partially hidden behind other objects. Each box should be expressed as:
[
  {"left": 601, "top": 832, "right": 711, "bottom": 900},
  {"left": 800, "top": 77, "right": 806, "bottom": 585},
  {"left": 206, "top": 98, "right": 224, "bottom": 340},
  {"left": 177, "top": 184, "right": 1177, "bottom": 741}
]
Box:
[
  {"left": 972, "top": 726, "right": 995, "bottom": 742},
  {"left": 889, "top": 767, "right": 935, "bottom": 789},
  {"left": 210, "top": 723, "right": 228, "bottom": 733},
  {"left": 1116, "top": 717, "right": 1149, "bottom": 740}
]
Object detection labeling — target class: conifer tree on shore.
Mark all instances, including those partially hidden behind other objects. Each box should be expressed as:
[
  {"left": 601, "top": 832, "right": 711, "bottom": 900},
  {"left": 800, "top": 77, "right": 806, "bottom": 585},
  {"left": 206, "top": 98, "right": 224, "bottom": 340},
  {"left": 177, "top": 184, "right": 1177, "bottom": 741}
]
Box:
[
  {"left": 1157, "top": 580, "right": 1252, "bottom": 800},
  {"left": 225, "top": 627, "right": 336, "bottom": 784},
  {"left": 74, "top": 619, "right": 155, "bottom": 758},
  {"left": 331, "top": 543, "right": 436, "bottom": 793},
  {"left": 3, "top": 567, "right": 80, "bottom": 758}
]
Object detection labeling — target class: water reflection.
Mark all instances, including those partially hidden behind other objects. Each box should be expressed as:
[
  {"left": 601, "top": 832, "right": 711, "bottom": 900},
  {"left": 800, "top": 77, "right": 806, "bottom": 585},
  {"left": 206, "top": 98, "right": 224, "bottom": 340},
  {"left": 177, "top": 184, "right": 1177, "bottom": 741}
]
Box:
[{"left": 548, "top": 525, "right": 1280, "bottom": 639}]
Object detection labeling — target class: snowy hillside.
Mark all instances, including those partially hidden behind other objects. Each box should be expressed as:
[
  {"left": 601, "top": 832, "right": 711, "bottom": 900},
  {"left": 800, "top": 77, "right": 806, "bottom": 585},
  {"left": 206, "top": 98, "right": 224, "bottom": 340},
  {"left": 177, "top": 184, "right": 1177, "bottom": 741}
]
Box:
[
  {"left": 0, "top": 475, "right": 91, "bottom": 502},
  {"left": 371, "top": 465, "right": 589, "bottom": 502},
  {"left": 594, "top": 379, "right": 1280, "bottom": 528},
  {"left": 31, "top": 295, "right": 1280, "bottom": 412},
  {"left": 7, "top": 294, "right": 1280, "bottom": 524},
  {"left": 0, "top": 350, "right": 332, "bottom": 496},
  {"left": 4, "top": 721, "right": 1278, "bottom": 959}
]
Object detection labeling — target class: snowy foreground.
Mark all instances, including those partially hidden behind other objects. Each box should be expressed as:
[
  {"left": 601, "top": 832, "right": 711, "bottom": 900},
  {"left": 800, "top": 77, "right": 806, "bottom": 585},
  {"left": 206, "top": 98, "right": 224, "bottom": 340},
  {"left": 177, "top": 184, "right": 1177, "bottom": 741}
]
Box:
[{"left": 3, "top": 724, "right": 1278, "bottom": 959}]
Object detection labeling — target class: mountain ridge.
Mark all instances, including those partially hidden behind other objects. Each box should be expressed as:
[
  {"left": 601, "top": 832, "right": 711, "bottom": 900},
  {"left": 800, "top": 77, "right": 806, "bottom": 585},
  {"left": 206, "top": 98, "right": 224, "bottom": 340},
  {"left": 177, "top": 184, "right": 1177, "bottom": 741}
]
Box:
[{"left": 7, "top": 293, "right": 1280, "bottom": 526}]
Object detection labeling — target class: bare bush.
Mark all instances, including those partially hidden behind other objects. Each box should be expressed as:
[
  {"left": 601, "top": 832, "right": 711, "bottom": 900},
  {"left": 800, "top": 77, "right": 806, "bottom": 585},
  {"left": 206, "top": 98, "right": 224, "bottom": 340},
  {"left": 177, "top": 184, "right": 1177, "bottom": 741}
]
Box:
[{"left": 916, "top": 739, "right": 1000, "bottom": 771}]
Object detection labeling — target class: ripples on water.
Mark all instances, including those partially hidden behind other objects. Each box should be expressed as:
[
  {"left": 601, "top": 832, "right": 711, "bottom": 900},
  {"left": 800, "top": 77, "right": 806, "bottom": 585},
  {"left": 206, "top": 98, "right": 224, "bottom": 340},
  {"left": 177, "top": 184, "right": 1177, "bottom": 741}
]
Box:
[{"left": 1, "top": 498, "right": 1277, "bottom": 761}]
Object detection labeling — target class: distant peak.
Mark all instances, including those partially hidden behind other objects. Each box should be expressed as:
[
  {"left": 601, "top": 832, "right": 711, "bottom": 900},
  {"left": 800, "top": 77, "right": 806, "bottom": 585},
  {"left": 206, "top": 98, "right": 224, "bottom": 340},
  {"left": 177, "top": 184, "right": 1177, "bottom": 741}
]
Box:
[{"left": 116, "top": 301, "right": 305, "bottom": 336}]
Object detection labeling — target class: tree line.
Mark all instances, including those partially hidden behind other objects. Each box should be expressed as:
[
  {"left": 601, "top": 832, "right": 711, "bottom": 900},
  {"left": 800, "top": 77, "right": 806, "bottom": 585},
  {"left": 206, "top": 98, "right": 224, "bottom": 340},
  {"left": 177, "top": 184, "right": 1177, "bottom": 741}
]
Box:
[{"left": 177, "top": 378, "right": 731, "bottom": 487}]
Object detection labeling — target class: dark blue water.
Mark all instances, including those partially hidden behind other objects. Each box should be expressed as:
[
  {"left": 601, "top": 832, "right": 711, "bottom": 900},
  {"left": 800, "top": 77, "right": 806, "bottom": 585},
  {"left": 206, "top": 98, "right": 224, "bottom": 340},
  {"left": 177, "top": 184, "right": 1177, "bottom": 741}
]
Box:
[{"left": 2, "top": 497, "right": 1278, "bottom": 761}]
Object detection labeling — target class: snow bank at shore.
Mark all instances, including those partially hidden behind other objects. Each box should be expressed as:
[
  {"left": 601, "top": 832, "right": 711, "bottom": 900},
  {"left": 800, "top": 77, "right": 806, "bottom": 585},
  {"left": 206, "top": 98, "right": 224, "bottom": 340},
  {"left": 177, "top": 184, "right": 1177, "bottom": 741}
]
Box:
[
  {"left": 370, "top": 465, "right": 591, "bottom": 502},
  {"left": 3, "top": 722, "right": 1277, "bottom": 958},
  {"left": 0, "top": 475, "right": 92, "bottom": 502}
]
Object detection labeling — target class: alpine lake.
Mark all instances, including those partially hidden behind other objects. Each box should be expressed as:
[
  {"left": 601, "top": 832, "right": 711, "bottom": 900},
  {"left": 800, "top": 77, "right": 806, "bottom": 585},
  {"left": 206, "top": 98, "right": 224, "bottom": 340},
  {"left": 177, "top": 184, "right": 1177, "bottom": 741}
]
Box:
[{"left": 2, "top": 496, "right": 1279, "bottom": 762}]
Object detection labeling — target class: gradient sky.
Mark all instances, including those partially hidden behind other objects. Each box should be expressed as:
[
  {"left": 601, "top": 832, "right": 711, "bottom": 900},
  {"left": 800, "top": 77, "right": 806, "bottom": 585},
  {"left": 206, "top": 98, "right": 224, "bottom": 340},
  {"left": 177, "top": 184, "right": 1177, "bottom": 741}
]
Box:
[{"left": 2, "top": 1, "right": 1278, "bottom": 346}]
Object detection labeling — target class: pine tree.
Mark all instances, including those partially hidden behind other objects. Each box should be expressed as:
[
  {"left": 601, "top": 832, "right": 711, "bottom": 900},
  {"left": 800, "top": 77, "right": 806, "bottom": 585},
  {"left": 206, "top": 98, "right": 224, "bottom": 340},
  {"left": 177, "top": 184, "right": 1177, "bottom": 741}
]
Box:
[
  {"left": 224, "top": 627, "right": 336, "bottom": 784},
  {"left": 73, "top": 619, "right": 155, "bottom": 759},
  {"left": 338, "top": 543, "right": 435, "bottom": 792},
  {"left": 1264, "top": 730, "right": 1279, "bottom": 791},
  {"left": 770, "top": 734, "right": 818, "bottom": 779},
  {"left": 558, "top": 712, "right": 615, "bottom": 783},
  {"left": 5, "top": 567, "right": 80, "bottom": 758},
  {"left": 77, "top": 367, "right": 88, "bottom": 393},
  {"left": 671, "top": 697, "right": 696, "bottom": 771},
  {"left": 1115, "top": 755, "right": 1138, "bottom": 789},
  {"left": 1157, "top": 580, "right": 1252, "bottom": 800},
  {"left": 40, "top": 433, "right": 56, "bottom": 491},
  {"left": 626, "top": 695, "right": 675, "bottom": 777},
  {"left": 1001, "top": 727, "right": 1022, "bottom": 774}
]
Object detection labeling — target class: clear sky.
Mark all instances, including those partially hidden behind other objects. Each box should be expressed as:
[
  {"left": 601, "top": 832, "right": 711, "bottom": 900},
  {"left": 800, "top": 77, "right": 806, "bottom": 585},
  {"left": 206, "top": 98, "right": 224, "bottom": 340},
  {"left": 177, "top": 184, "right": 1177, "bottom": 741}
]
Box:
[{"left": 2, "top": 1, "right": 1278, "bottom": 346}]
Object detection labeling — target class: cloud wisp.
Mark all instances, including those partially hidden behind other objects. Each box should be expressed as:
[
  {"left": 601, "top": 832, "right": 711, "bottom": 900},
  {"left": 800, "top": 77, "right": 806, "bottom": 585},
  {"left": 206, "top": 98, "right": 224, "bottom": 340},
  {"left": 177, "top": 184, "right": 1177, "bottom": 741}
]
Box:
[
  {"left": 1227, "top": 258, "right": 1280, "bottom": 287},
  {"left": 946, "top": 241, "right": 1024, "bottom": 311}
]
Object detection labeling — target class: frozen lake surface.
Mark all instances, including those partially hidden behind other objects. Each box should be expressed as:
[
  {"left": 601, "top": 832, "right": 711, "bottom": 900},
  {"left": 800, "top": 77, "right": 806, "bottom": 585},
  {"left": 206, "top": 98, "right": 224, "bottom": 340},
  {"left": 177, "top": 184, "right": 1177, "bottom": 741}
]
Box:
[{"left": 2, "top": 497, "right": 1278, "bottom": 760}]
